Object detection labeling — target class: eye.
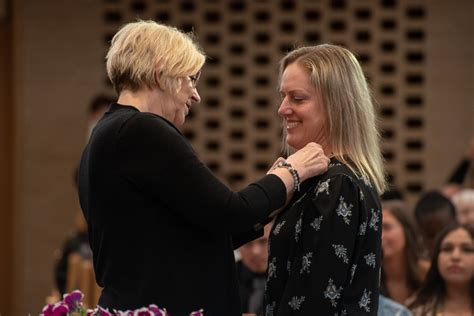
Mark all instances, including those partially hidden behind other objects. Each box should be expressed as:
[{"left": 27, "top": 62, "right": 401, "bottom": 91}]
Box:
[
  {"left": 461, "top": 244, "right": 474, "bottom": 253},
  {"left": 291, "top": 95, "right": 306, "bottom": 103},
  {"left": 440, "top": 245, "right": 453, "bottom": 253}
]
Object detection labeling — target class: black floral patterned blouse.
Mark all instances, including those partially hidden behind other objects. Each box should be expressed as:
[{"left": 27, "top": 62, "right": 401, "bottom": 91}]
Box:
[{"left": 264, "top": 159, "right": 382, "bottom": 316}]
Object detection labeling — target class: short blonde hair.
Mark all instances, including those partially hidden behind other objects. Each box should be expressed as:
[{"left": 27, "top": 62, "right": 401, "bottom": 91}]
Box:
[
  {"left": 280, "top": 44, "right": 386, "bottom": 194},
  {"left": 106, "top": 20, "right": 206, "bottom": 94}
]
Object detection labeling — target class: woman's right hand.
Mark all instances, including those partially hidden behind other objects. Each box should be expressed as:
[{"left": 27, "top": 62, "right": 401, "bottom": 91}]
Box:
[{"left": 286, "top": 142, "right": 330, "bottom": 182}]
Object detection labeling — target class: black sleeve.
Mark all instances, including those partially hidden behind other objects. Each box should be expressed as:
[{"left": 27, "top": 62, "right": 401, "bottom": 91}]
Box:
[
  {"left": 117, "top": 114, "right": 286, "bottom": 233},
  {"left": 446, "top": 159, "right": 471, "bottom": 185},
  {"left": 232, "top": 227, "right": 264, "bottom": 249}
]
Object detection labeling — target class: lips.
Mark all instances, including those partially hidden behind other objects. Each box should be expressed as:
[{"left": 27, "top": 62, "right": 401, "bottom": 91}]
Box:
[
  {"left": 185, "top": 102, "right": 191, "bottom": 115},
  {"left": 286, "top": 120, "right": 301, "bottom": 130},
  {"left": 446, "top": 265, "right": 464, "bottom": 273}
]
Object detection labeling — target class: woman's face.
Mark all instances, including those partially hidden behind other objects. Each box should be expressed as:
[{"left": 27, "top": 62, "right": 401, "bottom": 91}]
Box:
[
  {"left": 278, "top": 62, "right": 328, "bottom": 150},
  {"left": 438, "top": 228, "right": 474, "bottom": 286},
  {"left": 382, "top": 209, "right": 406, "bottom": 260},
  {"left": 162, "top": 75, "right": 201, "bottom": 127}
]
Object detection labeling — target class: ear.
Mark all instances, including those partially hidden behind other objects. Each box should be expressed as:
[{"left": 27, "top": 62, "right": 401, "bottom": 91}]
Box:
[{"left": 154, "top": 59, "right": 163, "bottom": 89}]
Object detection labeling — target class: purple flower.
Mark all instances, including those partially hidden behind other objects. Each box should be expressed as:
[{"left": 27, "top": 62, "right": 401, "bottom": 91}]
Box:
[
  {"left": 42, "top": 304, "right": 54, "bottom": 316},
  {"left": 113, "top": 310, "right": 134, "bottom": 316},
  {"left": 133, "top": 307, "right": 154, "bottom": 316},
  {"left": 86, "top": 308, "right": 97, "bottom": 316},
  {"left": 96, "top": 306, "right": 113, "bottom": 316},
  {"left": 189, "top": 309, "right": 204, "bottom": 316},
  {"left": 63, "top": 290, "right": 84, "bottom": 309},
  {"left": 52, "top": 302, "right": 69, "bottom": 316},
  {"left": 148, "top": 305, "right": 166, "bottom": 316}
]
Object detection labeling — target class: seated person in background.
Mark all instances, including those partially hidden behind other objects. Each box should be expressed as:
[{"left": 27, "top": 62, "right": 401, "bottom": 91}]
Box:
[
  {"left": 378, "top": 295, "right": 412, "bottom": 316},
  {"left": 452, "top": 189, "right": 474, "bottom": 228},
  {"left": 86, "top": 94, "right": 114, "bottom": 139},
  {"left": 414, "top": 191, "right": 457, "bottom": 256},
  {"left": 53, "top": 95, "right": 112, "bottom": 298},
  {"left": 236, "top": 223, "right": 272, "bottom": 315},
  {"left": 54, "top": 209, "right": 92, "bottom": 296},
  {"left": 381, "top": 200, "right": 429, "bottom": 305},
  {"left": 409, "top": 223, "right": 474, "bottom": 316}
]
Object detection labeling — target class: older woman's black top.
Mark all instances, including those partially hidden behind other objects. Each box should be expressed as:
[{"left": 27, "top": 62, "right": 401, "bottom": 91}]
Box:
[
  {"left": 264, "top": 160, "right": 382, "bottom": 316},
  {"left": 78, "top": 103, "right": 286, "bottom": 315}
]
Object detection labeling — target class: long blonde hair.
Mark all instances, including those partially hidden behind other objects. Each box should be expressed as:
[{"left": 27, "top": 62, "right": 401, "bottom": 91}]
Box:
[{"left": 280, "top": 44, "right": 386, "bottom": 194}]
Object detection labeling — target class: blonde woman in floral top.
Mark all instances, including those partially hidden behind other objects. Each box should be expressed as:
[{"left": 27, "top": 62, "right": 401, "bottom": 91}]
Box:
[{"left": 264, "top": 44, "right": 386, "bottom": 315}]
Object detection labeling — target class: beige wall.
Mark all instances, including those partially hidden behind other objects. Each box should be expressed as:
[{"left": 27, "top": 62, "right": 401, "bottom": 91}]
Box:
[
  {"left": 11, "top": 0, "right": 103, "bottom": 313},
  {"left": 425, "top": 0, "right": 474, "bottom": 188}
]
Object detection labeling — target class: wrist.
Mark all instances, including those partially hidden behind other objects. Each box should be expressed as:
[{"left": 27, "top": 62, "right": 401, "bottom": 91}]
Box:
[{"left": 271, "top": 160, "right": 301, "bottom": 192}]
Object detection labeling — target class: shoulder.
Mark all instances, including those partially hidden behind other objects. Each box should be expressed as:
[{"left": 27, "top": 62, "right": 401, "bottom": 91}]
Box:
[
  {"left": 310, "top": 160, "right": 362, "bottom": 197},
  {"left": 115, "top": 111, "right": 185, "bottom": 146},
  {"left": 379, "top": 295, "right": 412, "bottom": 315},
  {"left": 121, "top": 111, "right": 180, "bottom": 134}
]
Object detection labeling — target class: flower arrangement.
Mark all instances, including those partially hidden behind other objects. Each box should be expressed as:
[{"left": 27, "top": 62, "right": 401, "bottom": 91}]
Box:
[{"left": 42, "top": 290, "right": 204, "bottom": 316}]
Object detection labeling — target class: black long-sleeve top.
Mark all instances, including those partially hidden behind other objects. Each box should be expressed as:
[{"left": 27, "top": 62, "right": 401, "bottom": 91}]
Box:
[
  {"left": 78, "top": 103, "right": 286, "bottom": 315},
  {"left": 264, "top": 160, "right": 382, "bottom": 315}
]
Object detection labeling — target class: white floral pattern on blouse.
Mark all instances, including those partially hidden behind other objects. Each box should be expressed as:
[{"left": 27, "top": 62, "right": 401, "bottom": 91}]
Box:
[{"left": 264, "top": 159, "right": 382, "bottom": 315}]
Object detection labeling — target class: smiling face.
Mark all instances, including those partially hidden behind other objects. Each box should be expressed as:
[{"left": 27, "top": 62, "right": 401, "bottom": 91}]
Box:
[
  {"left": 161, "top": 75, "right": 201, "bottom": 127},
  {"left": 278, "top": 62, "right": 329, "bottom": 150},
  {"left": 437, "top": 228, "right": 474, "bottom": 286}
]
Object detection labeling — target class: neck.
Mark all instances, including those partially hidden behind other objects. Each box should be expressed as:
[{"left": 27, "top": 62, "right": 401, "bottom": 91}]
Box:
[
  {"left": 318, "top": 136, "right": 332, "bottom": 158},
  {"left": 445, "top": 282, "right": 471, "bottom": 302},
  {"left": 117, "top": 88, "right": 164, "bottom": 115},
  {"left": 383, "top": 254, "right": 407, "bottom": 280}
]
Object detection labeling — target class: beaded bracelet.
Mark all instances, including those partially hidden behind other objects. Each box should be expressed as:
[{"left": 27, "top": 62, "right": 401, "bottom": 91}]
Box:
[{"left": 273, "top": 160, "right": 301, "bottom": 192}]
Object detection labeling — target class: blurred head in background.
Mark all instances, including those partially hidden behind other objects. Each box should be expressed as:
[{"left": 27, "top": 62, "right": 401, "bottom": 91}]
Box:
[
  {"left": 239, "top": 224, "right": 272, "bottom": 274},
  {"left": 452, "top": 189, "right": 474, "bottom": 228},
  {"left": 415, "top": 190, "right": 457, "bottom": 255}
]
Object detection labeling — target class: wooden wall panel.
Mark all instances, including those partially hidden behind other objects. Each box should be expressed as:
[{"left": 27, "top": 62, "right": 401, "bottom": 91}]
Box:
[
  {"left": 11, "top": 0, "right": 103, "bottom": 313},
  {"left": 0, "top": 0, "right": 12, "bottom": 313}
]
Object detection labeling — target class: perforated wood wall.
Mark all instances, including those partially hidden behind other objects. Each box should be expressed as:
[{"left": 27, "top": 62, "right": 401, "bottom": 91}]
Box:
[{"left": 100, "top": 0, "right": 430, "bottom": 200}]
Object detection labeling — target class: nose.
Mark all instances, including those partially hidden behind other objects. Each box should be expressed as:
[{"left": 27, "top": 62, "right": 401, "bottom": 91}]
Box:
[
  {"left": 278, "top": 98, "right": 292, "bottom": 117},
  {"left": 451, "top": 246, "right": 462, "bottom": 260},
  {"left": 191, "top": 88, "right": 201, "bottom": 104}
]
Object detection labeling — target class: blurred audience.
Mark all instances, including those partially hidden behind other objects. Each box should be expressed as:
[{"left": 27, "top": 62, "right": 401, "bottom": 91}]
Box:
[
  {"left": 54, "top": 208, "right": 92, "bottom": 296},
  {"left": 86, "top": 94, "right": 114, "bottom": 139},
  {"left": 54, "top": 94, "right": 113, "bottom": 296},
  {"left": 414, "top": 191, "right": 457, "bottom": 256},
  {"left": 236, "top": 223, "right": 271, "bottom": 315},
  {"left": 452, "top": 189, "right": 474, "bottom": 228},
  {"left": 381, "top": 200, "right": 429, "bottom": 305},
  {"left": 378, "top": 295, "right": 412, "bottom": 316},
  {"left": 409, "top": 223, "right": 474, "bottom": 316}
]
